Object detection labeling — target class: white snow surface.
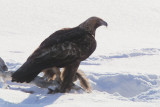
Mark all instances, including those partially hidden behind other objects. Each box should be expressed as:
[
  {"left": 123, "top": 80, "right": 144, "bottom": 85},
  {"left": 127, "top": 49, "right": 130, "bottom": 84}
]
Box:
[{"left": 0, "top": 0, "right": 160, "bottom": 106}]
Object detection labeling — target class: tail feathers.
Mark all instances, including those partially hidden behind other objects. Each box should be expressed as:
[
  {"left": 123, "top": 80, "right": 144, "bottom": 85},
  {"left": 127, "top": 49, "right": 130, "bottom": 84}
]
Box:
[
  {"left": 76, "top": 70, "right": 91, "bottom": 92},
  {"left": 12, "top": 62, "right": 42, "bottom": 83}
]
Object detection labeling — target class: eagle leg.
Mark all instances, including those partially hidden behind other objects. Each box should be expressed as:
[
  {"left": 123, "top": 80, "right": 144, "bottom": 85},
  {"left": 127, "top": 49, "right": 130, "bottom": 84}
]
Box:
[{"left": 60, "top": 61, "right": 80, "bottom": 93}]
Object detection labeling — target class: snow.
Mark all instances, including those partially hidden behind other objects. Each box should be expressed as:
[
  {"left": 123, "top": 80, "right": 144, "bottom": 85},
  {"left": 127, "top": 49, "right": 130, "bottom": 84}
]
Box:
[{"left": 0, "top": 0, "right": 160, "bottom": 106}]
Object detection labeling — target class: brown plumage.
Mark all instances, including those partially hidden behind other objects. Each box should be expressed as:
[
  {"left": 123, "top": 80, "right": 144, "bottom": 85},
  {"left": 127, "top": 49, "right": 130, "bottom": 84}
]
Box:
[{"left": 12, "top": 16, "right": 108, "bottom": 92}]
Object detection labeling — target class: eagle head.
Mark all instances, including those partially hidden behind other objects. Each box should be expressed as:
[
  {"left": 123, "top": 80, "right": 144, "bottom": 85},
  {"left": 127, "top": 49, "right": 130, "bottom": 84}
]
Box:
[{"left": 79, "top": 16, "right": 108, "bottom": 36}]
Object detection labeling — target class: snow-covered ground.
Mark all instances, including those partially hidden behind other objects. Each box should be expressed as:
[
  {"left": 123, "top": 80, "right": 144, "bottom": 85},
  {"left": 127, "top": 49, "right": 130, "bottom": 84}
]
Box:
[{"left": 0, "top": 0, "right": 160, "bottom": 106}]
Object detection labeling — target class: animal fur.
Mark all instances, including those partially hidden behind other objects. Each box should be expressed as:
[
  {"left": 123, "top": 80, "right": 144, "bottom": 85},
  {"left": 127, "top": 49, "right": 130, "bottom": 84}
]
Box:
[
  {"left": 12, "top": 16, "right": 107, "bottom": 92},
  {"left": 42, "top": 67, "right": 61, "bottom": 83},
  {"left": 43, "top": 68, "right": 91, "bottom": 92},
  {"left": 0, "top": 57, "right": 8, "bottom": 72},
  {"left": 0, "top": 57, "right": 9, "bottom": 88}
]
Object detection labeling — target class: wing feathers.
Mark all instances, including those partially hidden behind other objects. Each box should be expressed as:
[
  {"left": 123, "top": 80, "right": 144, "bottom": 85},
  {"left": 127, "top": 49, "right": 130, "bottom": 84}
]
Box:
[{"left": 12, "top": 27, "right": 88, "bottom": 83}]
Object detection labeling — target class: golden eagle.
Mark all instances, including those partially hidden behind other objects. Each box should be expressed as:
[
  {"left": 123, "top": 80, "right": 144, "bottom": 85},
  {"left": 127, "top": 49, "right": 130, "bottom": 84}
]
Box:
[{"left": 12, "top": 17, "right": 108, "bottom": 92}]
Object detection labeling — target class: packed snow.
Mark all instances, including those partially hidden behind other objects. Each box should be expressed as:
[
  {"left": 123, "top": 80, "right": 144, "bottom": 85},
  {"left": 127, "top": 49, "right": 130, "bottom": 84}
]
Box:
[{"left": 0, "top": 0, "right": 160, "bottom": 106}]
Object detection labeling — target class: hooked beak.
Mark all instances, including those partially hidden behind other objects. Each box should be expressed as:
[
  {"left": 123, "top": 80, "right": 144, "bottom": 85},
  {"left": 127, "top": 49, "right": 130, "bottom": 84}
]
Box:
[{"left": 100, "top": 20, "right": 108, "bottom": 27}]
